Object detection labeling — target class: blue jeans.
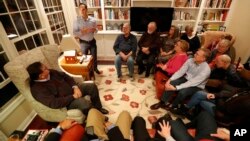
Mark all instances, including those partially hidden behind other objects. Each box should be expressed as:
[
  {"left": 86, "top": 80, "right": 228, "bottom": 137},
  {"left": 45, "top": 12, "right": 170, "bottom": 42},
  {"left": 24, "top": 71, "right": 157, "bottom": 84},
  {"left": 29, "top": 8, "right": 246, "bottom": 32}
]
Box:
[
  {"left": 187, "top": 90, "right": 216, "bottom": 115},
  {"left": 114, "top": 55, "right": 134, "bottom": 77},
  {"left": 161, "top": 77, "right": 202, "bottom": 108}
]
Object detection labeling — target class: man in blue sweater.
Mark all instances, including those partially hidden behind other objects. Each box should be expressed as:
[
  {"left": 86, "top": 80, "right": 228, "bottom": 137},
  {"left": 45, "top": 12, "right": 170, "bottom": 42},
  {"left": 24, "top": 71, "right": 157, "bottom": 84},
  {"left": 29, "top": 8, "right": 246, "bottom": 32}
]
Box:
[{"left": 113, "top": 23, "right": 137, "bottom": 81}]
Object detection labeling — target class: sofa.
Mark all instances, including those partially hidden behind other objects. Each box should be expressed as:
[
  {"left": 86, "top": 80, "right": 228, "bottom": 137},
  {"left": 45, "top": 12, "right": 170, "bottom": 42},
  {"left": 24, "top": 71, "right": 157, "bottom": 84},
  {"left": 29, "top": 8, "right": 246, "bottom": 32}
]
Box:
[{"left": 4, "top": 45, "right": 85, "bottom": 123}]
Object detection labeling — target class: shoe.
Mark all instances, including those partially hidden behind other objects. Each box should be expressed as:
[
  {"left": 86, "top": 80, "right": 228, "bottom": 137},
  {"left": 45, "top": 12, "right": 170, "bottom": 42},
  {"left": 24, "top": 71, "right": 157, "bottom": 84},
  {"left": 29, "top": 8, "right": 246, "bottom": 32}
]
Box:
[
  {"left": 161, "top": 103, "right": 172, "bottom": 111},
  {"left": 162, "top": 113, "right": 172, "bottom": 121},
  {"left": 170, "top": 107, "right": 185, "bottom": 117},
  {"left": 145, "top": 70, "right": 150, "bottom": 77},
  {"left": 130, "top": 76, "right": 135, "bottom": 81},
  {"left": 95, "top": 69, "right": 101, "bottom": 74},
  {"left": 138, "top": 68, "right": 145, "bottom": 75},
  {"left": 150, "top": 101, "right": 164, "bottom": 110},
  {"left": 117, "top": 76, "right": 122, "bottom": 82},
  {"left": 99, "top": 108, "right": 109, "bottom": 115}
]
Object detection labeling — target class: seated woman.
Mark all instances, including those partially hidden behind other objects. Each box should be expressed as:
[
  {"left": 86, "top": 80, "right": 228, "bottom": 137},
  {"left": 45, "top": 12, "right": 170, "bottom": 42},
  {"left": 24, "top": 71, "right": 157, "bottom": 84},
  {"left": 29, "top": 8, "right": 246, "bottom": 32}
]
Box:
[
  {"left": 207, "top": 39, "right": 233, "bottom": 70},
  {"left": 154, "top": 39, "right": 189, "bottom": 99},
  {"left": 206, "top": 34, "right": 233, "bottom": 51},
  {"left": 181, "top": 25, "right": 200, "bottom": 56},
  {"left": 158, "top": 25, "right": 180, "bottom": 64}
]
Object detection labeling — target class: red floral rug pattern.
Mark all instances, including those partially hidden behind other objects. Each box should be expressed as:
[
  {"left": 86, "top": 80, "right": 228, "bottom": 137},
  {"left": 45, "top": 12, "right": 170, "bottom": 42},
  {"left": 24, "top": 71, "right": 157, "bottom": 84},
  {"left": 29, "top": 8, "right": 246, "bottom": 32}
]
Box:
[{"left": 95, "top": 65, "right": 169, "bottom": 128}]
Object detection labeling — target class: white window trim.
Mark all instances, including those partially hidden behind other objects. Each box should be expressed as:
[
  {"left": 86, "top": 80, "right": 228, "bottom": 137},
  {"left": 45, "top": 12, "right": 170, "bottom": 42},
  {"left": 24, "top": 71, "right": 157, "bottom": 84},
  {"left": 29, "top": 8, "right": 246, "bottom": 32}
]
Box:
[{"left": 0, "top": 94, "right": 25, "bottom": 122}]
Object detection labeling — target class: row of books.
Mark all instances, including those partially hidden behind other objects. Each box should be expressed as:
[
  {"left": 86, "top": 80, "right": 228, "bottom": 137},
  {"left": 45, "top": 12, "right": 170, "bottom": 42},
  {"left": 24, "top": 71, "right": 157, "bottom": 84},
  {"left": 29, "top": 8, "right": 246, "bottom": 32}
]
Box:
[
  {"left": 173, "top": 11, "right": 194, "bottom": 20},
  {"left": 87, "top": 0, "right": 101, "bottom": 7},
  {"left": 75, "top": 0, "right": 101, "bottom": 7},
  {"left": 105, "top": 0, "right": 131, "bottom": 7},
  {"left": 203, "top": 10, "right": 228, "bottom": 21},
  {"left": 205, "top": 0, "right": 232, "bottom": 8},
  {"left": 205, "top": 23, "right": 224, "bottom": 31},
  {"left": 92, "top": 9, "right": 102, "bottom": 19},
  {"left": 104, "top": 9, "right": 129, "bottom": 20},
  {"left": 175, "top": 0, "right": 201, "bottom": 8}
]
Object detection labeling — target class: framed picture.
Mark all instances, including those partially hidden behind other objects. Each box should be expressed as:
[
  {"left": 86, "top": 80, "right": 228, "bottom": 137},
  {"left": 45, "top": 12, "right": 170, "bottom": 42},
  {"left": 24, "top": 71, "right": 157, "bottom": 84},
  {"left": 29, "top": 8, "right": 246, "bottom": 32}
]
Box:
[{"left": 219, "top": 26, "right": 226, "bottom": 31}]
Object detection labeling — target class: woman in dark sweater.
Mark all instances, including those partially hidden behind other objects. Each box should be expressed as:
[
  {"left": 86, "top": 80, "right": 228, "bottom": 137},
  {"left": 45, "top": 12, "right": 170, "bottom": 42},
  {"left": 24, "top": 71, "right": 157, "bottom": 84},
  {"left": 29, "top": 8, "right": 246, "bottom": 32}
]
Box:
[{"left": 181, "top": 25, "right": 201, "bottom": 55}]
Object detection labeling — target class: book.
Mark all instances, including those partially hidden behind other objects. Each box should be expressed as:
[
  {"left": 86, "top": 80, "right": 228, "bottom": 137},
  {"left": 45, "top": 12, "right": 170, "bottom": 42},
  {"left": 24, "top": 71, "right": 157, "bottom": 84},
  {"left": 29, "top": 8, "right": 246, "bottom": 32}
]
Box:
[{"left": 22, "top": 129, "right": 48, "bottom": 141}]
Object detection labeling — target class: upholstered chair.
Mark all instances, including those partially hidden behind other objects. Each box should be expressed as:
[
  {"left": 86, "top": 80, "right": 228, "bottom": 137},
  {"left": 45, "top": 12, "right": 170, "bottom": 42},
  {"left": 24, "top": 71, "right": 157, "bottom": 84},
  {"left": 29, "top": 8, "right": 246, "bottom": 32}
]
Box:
[
  {"left": 200, "top": 31, "right": 236, "bottom": 62},
  {"left": 4, "top": 45, "right": 85, "bottom": 123}
]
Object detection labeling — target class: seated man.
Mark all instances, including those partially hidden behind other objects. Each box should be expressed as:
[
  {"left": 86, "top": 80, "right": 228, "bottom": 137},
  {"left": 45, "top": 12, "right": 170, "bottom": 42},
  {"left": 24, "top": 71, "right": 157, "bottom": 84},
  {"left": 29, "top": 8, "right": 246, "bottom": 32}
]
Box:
[
  {"left": 113, "top": 23, "right": 137, "bottom": 81},
  {"left": 45, "top": 108, "right": 132, "bottom": 141},
  {"left": 174, "top": 55, "right": 250, "bottom": 121},
  {"left": 207, "top": 39, "right": 234, "bottom": 70},
  {"left": 26, "top": 62, "right": 108, "bottom": 115},
  {"left": 136, "top": 21, "right": 162, "bottom": 77},
  {"left": 151, "top": 48, "right": 211, "bottom": 111}
]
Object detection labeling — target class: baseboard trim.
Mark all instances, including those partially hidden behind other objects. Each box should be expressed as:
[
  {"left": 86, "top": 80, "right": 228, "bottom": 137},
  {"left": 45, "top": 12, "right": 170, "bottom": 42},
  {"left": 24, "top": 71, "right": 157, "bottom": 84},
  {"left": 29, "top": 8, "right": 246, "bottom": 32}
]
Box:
[{"left": 16, "top": 110, "right": 37, "bottom": 131}]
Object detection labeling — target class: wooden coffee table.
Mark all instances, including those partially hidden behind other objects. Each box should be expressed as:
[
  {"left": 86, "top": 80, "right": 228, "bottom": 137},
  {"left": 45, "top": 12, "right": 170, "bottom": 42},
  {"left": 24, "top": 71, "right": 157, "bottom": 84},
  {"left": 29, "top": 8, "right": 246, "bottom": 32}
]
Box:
[{"left": 58, "top": 55, "right": 95, "bottom": 80}]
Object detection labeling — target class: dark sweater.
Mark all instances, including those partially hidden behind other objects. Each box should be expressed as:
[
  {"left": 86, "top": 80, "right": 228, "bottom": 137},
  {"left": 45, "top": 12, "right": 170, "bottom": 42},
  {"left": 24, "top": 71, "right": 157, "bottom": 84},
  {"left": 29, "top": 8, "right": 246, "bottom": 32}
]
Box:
[
  {"left": 30, "top": 69, "right": 76, "bottom": 109},
  {"left": 138, "top": 31, "right": 161, "bottom": 55},
  {"left": 181, "top": 33, "right": 200, "bottom": 54},
  {"left": 113, "top": 33, "right": 137, "bottom": 57}
]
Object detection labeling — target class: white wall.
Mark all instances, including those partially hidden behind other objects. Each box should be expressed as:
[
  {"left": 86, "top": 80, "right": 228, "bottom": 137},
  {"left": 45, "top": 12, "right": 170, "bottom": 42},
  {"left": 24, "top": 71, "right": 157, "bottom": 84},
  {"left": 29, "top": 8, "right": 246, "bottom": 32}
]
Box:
[{"left": 225, "top": 0, "right": 250, "bottom": 63}]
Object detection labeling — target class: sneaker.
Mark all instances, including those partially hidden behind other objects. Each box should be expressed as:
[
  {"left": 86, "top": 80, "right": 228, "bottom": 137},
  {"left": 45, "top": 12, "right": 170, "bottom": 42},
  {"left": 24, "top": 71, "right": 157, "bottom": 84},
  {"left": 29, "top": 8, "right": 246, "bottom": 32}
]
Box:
[
  {"left": 95, "top": 69, "right": 101, "bottom": 74},
  {"left": 130, "top": 76, "right": 135, "bottom": 81},
  {"left": 117, "top": 76, "right": 122, "bottom": 82}
]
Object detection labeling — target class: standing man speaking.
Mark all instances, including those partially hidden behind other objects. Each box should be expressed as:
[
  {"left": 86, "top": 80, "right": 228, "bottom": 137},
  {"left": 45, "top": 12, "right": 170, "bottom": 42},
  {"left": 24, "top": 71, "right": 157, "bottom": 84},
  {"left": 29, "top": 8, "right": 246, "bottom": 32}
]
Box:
[{"left": 73, "top": 3, "right": 101, "bottom": 74}]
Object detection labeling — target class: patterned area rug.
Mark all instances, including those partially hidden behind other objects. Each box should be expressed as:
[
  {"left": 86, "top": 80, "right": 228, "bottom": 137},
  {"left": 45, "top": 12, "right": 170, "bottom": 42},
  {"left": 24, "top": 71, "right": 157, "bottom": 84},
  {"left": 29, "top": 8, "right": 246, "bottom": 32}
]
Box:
[{"left": 95, "top": 65, "right": 169, "bottom": 128}]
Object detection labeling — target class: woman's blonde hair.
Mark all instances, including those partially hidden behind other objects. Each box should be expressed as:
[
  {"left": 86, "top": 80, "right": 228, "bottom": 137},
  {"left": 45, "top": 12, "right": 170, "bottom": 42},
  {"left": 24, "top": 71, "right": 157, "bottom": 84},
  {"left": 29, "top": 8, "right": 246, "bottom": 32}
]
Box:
[{"left": 178, "top": 39, "right": 189, "bottom": 52}]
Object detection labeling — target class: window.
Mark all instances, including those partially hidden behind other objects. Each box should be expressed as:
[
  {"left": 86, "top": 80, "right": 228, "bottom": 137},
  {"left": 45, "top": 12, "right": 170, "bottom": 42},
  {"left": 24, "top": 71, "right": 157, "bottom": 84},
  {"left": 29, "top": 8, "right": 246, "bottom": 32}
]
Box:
[
  {"left": 42, "top": 0, "right": 68, "bottom": 44},
  {"left": 0, "top": 43, "right": 19, "bottom": 109},
  {"left": 0, "top": 0, "right": 50, "bottom": 108},
  {"left": 0, "top": 0, "right": 49, "bottom": 54}
]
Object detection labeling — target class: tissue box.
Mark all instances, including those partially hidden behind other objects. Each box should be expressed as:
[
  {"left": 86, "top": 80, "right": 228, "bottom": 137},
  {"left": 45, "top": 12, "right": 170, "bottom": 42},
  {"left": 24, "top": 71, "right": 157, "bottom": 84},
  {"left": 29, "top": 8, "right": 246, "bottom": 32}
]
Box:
[{"left": 64, "top": 50, "right": 77, "bottom": 64}]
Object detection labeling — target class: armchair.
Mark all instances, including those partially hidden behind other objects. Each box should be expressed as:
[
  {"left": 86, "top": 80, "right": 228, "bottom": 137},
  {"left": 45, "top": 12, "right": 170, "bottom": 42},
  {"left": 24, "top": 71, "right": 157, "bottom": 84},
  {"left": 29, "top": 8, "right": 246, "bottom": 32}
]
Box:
[
  {"left": 200, "top": 31, "right": 236, "bottom": 62},
  {"left": 4, "top": 45, "right": 85, "bottom": 123}
]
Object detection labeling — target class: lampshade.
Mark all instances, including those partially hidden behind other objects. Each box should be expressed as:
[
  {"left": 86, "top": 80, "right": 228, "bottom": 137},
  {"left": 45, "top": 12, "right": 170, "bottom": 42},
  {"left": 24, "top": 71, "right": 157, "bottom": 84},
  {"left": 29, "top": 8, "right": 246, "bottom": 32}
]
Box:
[{"left": 60, "top": 34, "right": 81, "bottom": 52}]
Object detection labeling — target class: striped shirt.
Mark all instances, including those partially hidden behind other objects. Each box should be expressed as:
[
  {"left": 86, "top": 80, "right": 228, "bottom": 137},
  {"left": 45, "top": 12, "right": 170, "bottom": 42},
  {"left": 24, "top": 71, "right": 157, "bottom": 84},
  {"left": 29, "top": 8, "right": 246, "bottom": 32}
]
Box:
[{"left": 73, "top": 16, "right": 97, "bottom": 41}]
